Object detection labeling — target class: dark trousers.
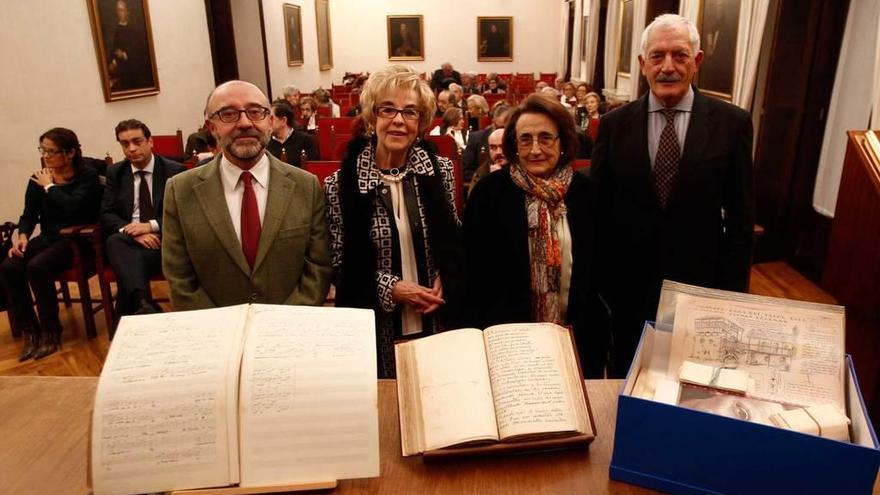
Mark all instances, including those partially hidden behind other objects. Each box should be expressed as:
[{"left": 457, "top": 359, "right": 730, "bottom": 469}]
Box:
[
  {"left": 0, "top": 235, "right": 73, "bottom": 336},
  {"left": 105, "top": 232, "right": 162, "bottom": 317}
]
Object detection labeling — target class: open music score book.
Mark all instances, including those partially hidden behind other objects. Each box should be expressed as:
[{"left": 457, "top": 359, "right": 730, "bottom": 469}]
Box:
[
  {"left": 90, "top": 304, "right": 379, "bottom": 495},
  {"left": 395, "top": 323, "right": 596, "bottom": 457}
]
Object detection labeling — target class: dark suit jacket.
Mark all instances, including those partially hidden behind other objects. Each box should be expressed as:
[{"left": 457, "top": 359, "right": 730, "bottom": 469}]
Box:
[
  {"left": 463, "top": 169, "right": 610, "bottom": 377},
  {"left": 161, "top": 153, "right": 332, "bottom": 310},
  {"left": 430, "top": 69, "right": 462, "bottom": 92},
  {"left": 461, "top": 126, "right": 494, "bottom": 183},
  {"left": 100, "top": 155, "right": 186, "bottom": 234},
  {"left": 591, "top": 88, "right": 754, "bottom": 369},
  {"left": 266, "top": 129, "right": 319, "bottom": 167}
]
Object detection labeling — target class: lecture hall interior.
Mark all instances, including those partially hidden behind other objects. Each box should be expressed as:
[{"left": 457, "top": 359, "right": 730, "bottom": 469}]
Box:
[{"left": 1, "top": 0, "right": 879, "bottom": 492}]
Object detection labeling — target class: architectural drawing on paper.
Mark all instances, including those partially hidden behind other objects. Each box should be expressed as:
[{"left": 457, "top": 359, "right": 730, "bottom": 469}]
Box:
[{"left": 689, "top": 317, "right": 796, "bottom": 371}]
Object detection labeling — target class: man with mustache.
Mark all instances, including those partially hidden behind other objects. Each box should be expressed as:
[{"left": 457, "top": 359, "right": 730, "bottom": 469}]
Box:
[
  {"left": 162, "top": 80, "right": 332, "bottom": 310},
  {"left": 592, "top": 14, "right": 754, "bottom": 377}
]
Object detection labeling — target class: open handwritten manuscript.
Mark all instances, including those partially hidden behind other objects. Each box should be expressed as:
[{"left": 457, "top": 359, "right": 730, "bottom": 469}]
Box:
[
  {"left": 90, "top": 304, "right": 379, "bottom": 495},
  {"left": 395, "top": 323, "right": 595, "bottom": 457}
]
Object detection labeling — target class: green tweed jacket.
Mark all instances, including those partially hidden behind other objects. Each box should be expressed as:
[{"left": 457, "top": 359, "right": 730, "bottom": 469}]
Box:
[{"left": 161, "top": 153, "right": 332, "bottom": 310}]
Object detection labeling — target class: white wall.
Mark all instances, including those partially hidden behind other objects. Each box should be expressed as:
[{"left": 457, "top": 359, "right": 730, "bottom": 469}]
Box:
[
  {"left": 232, "top": 0, "right": 269, "bottom": 94},
  {"left": 262, "top": 0, "right": 566, "bottom": 98},
  {"left": 0, "top": 0, "right": 215, "bottom": 222}
]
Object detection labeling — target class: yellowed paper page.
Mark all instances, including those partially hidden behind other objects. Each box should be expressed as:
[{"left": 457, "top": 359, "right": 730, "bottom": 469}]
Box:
[
  {"left": 238, "top": 305, "right": 379, "bottom": 486},
  {"left": 410, "top": 328, "right": 499, "bottom": 451},
  {"left": 483, "top": 323, "right": 584, "bottom": 440},
  {"left": 669, "top": 293, "right": 845, "bottom": 408},
  {"left": 91, "top": 304, "right": 249, "bottom": 495}
]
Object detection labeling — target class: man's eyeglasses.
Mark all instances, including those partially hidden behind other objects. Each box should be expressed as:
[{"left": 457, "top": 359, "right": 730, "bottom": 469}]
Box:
[
  {"left": 37, "top": 147, "right": 63, "bottom": 157},
  {"left": 517, "top": 133, "right": 559, "bottom": 148},
  {"left": 211, "top": 106, "right": 271, "bottom": 123},
  {"left": 375, "top": 106, "right": 421, "bottom": 121}
]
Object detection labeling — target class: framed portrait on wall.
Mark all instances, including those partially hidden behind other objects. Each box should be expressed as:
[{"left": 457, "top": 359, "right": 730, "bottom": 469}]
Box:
[
  {"left": 696, "top": 0, "right": 741, "bottom": 99},
  {"left": 387, "top": 15, "right": 424, "bottom": 61},
  {"left": 315, "top": 0, "right": 333, "bottom": 70},
  {"left": 283, "top": 4, "right": 304, "bottom": 66},
  {"left": 617, "top": 0, "right": 634, "bottom": 76},
  {"left": 477, "top": 17, "right": 512, "bottom": 61},
  {"left": 86, "top": 0, "right": 159, "bottom": 102}
]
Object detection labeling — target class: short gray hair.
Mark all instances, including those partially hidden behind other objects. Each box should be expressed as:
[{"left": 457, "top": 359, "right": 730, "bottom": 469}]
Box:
[
  {"left": 639, "top": 14, "right": 700, "bottom": 56},
  {"left": 282, "top": 84, "right": 299, "bottom": 97},
  {"left": 467, "top": 95, "right": 489, "bottom": 114}
]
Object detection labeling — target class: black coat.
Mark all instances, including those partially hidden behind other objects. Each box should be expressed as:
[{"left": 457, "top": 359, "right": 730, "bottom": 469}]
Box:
[
  {"left": 463, "top": 169, "right": 610, "bottom": 378},
  {"left": 100, "top": 155, "right": 186, "bottom": 234},
  {"left": 592, "top": 88, "right": 754, "bottom": 375},
  {"left": 430, "top": 69, "right": 462, "bottom": 92},
  {"left": 266, "top": 129, "right": 319, "bottom": 167}
]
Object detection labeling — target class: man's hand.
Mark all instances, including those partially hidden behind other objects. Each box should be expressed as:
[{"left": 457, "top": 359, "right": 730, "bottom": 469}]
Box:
[
  {"left": 134, "top": 233, "right": 160, "bottom": 250},
  {"left": 123, "top": 222, "right": 153, "bottom": 237},
  {"left": 8, "top": 234, "right": 28, "bottom": 258},
  {"left": 391, "top": 278, "right": 445, "bottom": 314}
]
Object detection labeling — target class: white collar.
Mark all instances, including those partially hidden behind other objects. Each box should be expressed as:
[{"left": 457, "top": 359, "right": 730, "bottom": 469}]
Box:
[
  {"left": 648, "top": 86, "right": 695, "bottom": 113},
  {"left": 220, "top": 152, "right": 270, "bottom": 190},
  {"left": 130, "top": 154, "right": 156, "bottom": 175}
]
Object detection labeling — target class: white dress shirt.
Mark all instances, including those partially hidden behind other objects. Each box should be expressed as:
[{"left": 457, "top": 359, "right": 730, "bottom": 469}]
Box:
[{"left": 219, "top": 153, "right": 270, "bottom": 243}]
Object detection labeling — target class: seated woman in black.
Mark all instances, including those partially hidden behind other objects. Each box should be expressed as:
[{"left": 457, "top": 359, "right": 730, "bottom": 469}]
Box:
[
  {"left": 0, "top": 128, "right": 102, "bottom": 361},
  {"left": 463, "top": 95, "right": 609, "bottom": 377}
]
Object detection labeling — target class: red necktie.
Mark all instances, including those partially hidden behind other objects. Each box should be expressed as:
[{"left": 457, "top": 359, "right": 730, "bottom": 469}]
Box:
[
  {"left": 654, "top": 109, "right": 680, "bottom": 207},
  {"left": 239, "top": 171, "right": 261, "bottom": 268}
]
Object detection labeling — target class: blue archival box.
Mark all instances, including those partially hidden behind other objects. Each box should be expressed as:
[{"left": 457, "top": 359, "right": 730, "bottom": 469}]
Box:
[{"left": 610, "top": 323, "right": 880, "bottom": 495}]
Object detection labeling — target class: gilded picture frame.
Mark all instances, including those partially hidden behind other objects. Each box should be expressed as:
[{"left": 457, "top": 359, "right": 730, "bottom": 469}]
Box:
[
  {"left": 86, "top": 0, "right": 160, "bottom": 102},
  {"left": 477, "top": 16, "right": 513, "bottom": 61},
  {"left": 315, "top": 0, "right": 333, "bottom": 70},
  {"left": 696, "top": 0, "right": 741, "bottom": 100},
  {"left": 283, "top": 3, "right": 304, "bottom": 66},
  {"left": 387, "top": 15, "right": 424, "bottom": 61}
]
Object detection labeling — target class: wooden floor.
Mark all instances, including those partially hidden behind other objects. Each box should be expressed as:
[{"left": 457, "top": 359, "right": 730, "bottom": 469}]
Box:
[{"left": 0, "top": 262, "right": 877, "bottom": 429}]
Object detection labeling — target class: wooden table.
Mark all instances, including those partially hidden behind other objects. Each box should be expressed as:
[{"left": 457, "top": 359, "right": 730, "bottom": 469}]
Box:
[{"left": 2, "top": 377, "right": 877, "bottom": 494}]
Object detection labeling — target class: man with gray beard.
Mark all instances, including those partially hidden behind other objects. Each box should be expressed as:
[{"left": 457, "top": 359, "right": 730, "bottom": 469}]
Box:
[{"left": 162, "top": 80, "right": 332, "bottom": 310}]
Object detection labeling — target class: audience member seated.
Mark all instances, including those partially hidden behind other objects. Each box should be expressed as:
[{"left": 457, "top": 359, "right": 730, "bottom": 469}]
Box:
[
  {"left": 435, "top": 90, "right": 452, "bottom": 117},
  {"left": 429, "top": 107, "right": 468, "bottom": 154},
  {"left": 299, "top": 97, "right": 318, "bottom": 133},
  {"left": 460, "top": 71, "right": 480, "bottom": 94},
  {"left": 195, "top": 133, "right": 218, "bottom": 165},
  {"left": 469, "top": 127, "right": 507, "bottom": 193},
  {"left": 482, "top": 77, "right": 506, "bottom": 95},
  {"left": 448, "top": 83, "right": 465, "bottom": 109},
  {"left": 313, "top": 88, "right": 341, "bottom": 118},
  {"left": 463, "top": 95, "right": 607, "bottom": 378},
  {"left": 483, "top": 72, "right": 507, "bottom": 92},
  {"left": 267, "top": 101, "right": 319, "bottom": 167},
  {"left": 185, "top": 126, "right": 212, "bottom": 157},
  {"left": 560, "top": 81, "right": 578, "bottom": 109},
  {"left": 324, "top": 65, "right": 465, "bottom": 378},
  {"left": 0, "top": 128, "right": 102, "bottom": 361},
  {"left": 429, "top": 62, "right": 462, "bottom": 92},
  {"left": 461, "top": 103, "right": 511, "bottom": 183},
  {"left": 583, "top": 91, "right": 602, "bottom": 142},
  {"left": 535, "top": 80, "right": 550, "bottom": 92},
  {"left": 281, "top": 84, "right": 301, "bottom": 119},
  {"left": 101, "top": 119, "right": 186, "bottom": 323},
  {"left": 466, "top": 95, "right": 489, "bottom": 131}
]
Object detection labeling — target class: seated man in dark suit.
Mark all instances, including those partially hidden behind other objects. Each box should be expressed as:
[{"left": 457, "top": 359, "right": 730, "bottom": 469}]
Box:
[
  {"left": 101, "top": 119, "right": 186, "bottom": 324},
  {"left": 461, "top": 103, "right": 510, "bottom": 184},
  {"left": 266, "top": 101, "right": 318, "bottom": 167},
  {"left": 430, "top": 62, "right": 462, "bottom": 92}
]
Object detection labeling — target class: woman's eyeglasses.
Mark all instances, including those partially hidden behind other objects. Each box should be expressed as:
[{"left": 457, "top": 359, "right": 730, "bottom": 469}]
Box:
[{"left": 375, "top": 106, "right": 421, "bottom": 121}]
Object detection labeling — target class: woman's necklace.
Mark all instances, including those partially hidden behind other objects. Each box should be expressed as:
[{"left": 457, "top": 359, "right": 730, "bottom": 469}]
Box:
[{"left": 378, "top": 165, "right": 407, "bottom": 183}]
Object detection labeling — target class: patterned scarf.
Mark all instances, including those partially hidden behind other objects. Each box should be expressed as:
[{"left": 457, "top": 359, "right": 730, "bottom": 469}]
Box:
[{"left": 509, "top": 163, "right": 574, "bottom": 324}]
